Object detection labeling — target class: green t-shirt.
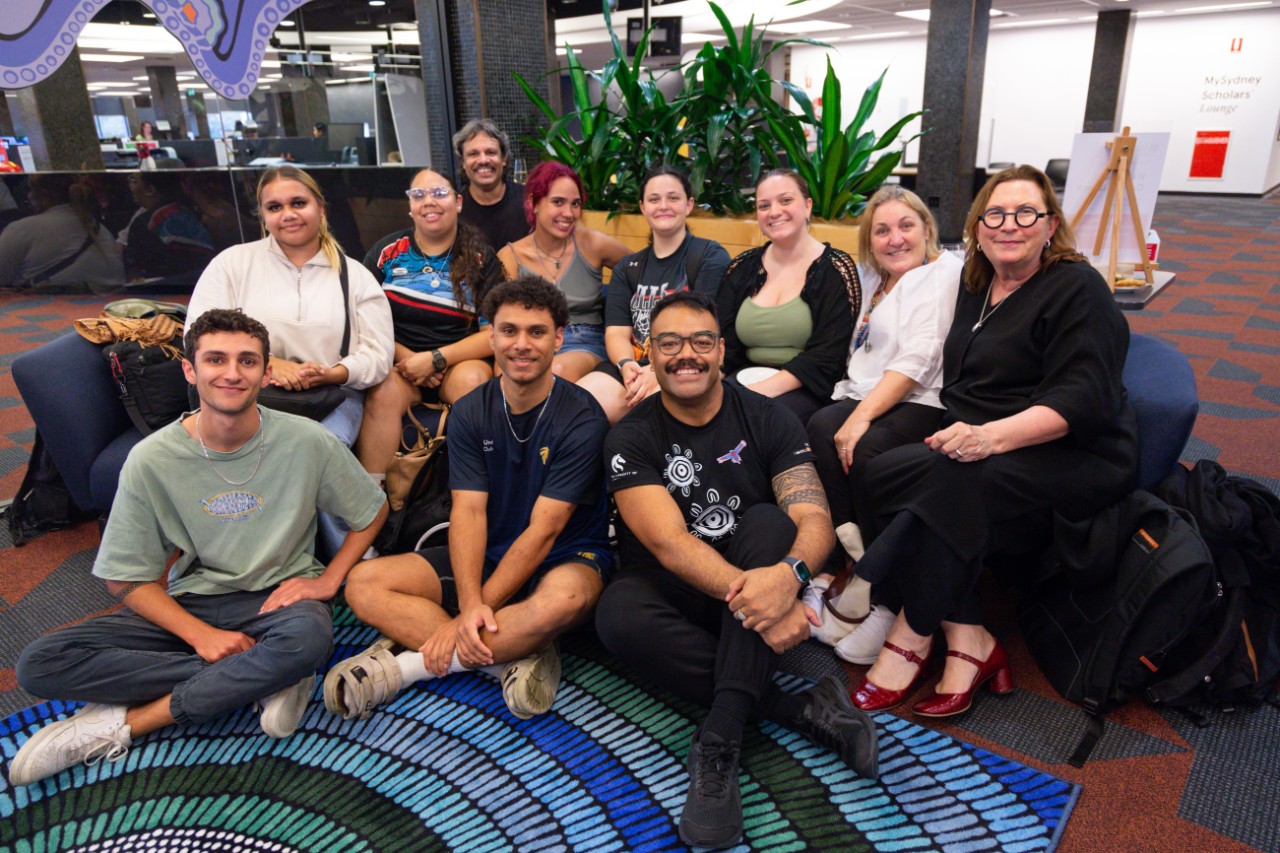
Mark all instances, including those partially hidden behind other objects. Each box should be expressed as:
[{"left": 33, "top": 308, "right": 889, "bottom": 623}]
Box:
[{"left": 93, "top": 407, "right": 385, "bottom": 596}]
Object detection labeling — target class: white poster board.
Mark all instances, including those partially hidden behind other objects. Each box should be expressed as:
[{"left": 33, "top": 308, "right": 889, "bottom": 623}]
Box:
[
  {"left": 1062, "top": 131, "right": 1169, "bottom": 262},
  {"left": 385, "top": 73, "right": 431, "bottom": 168}
]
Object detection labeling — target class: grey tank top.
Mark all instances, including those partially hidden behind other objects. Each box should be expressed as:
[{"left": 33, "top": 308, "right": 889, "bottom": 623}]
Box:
[{"left": 510, "top": 234, "right": 604, "bottom": 326}]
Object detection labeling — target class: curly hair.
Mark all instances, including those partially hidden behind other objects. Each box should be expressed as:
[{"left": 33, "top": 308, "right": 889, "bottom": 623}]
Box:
[
  {"left": 482, "top": 274, "right": 570, "bottom": 329},
  {"left": 523, "top": 161, "right": 585, "bottom": 231},
  {"left": 185, "top": 308, "right": 271, "bottom": 362},
  {"left": 452, "top": 118, "right": 511, "bottom": 163},
  {"left": 962, "top": 164, "right": 1086, "bottom": 293},
  {"left": 410, "top": 169, "right": 499, "bottom": 328}
]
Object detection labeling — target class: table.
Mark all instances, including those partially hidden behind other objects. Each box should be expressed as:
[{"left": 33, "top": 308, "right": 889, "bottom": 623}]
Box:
[{"left": 1114, "top": 270, "right": 1176, "bottom": 310}]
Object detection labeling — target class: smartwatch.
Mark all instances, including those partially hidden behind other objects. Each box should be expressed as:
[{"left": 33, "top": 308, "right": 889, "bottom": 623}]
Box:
[
  {"left": 783, "top": 556, "right": 811, "bottom": 587},
  {"left": 431, "top": 350, "right": 448, "bottom": 372}
]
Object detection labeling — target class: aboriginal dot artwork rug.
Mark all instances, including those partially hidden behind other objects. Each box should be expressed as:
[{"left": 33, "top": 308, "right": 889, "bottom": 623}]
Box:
[{"left": 0, "top": 606, "right": 1080, "bottom": 853}]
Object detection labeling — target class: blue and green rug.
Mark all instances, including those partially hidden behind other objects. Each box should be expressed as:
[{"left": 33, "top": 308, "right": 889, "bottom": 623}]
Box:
[{"left": 1, "top": 610, "right": 1079, "bottom": 852}]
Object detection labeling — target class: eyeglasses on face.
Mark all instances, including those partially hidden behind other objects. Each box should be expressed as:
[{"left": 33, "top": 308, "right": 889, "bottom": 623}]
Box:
[
  {"left": 980, "top": 206, "right": 1049, "bottom": 229},
  {"left": 406, "top": 186, "right": 452, "bottom": 202},
  {"left": 652, "top": 331, "right": 720, "bottom": 356}
]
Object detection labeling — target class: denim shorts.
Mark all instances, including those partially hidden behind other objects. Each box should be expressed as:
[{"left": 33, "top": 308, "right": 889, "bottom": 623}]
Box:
[{"left": 559, "top": 323, "right": 607, "bottom": 360}]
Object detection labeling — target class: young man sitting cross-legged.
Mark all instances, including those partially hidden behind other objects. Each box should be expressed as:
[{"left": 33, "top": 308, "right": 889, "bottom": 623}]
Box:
[
  {"left": 9, "top": 308, "right": 388, "bottom": 787},
  {"left": 325, "top": 276, "right": 611, "bottom": 721}
]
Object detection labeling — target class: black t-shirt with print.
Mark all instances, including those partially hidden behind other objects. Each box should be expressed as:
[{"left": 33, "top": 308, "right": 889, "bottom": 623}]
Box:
[{"left": 605, "top": 381, "right": 813, "bottom": 566}]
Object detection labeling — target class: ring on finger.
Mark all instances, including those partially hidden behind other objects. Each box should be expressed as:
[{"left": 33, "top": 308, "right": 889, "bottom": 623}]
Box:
[{"left": 735, "top": 610, "right": 746, "bottom": 622}]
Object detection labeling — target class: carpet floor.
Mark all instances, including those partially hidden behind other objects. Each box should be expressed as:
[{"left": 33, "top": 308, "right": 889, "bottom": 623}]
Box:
[{"left": 1, "top": 192, "right": 1278, "bottom": 852}]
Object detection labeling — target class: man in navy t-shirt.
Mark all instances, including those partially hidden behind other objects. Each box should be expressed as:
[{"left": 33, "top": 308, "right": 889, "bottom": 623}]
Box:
[
  {"left": 596, "top": 290, "right": 879, "bottom": 849},
  {"left": 325, "top": 276, "right": 611, "bottom": 722}
]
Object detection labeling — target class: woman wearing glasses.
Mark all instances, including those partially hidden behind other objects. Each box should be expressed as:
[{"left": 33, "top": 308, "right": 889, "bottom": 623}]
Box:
[
  {"left": 849, "top": 165, "right": 1136, "bottom": 718},
  {"left": 356, "top": 168, "right": 504, "bottom": 476},
  {"left": 498, "top": 161, "right": 631, "bottom": 381},
  {"left": 804, "top": 186, "right": 962, "bottom": 664},
  {"left": 578, "top": 166, "right": 730, "bottom": 424},
  {"left": 718, "top": 169, "right": 860, "bottom": 423}
]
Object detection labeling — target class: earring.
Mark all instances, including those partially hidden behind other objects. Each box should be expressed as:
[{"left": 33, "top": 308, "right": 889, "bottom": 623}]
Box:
[{"left": 1045, "top": 239, "right": 1051, "bottom": 248}]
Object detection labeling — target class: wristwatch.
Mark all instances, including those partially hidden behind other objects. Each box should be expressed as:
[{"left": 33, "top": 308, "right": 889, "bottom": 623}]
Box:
[
  {"left": 783, "top": 556, "right": 811, "bottom": 587},
  {"left": 431, "top": 350, "right": 448, "bottom": 372},
  {"left": 616, "top": 357, "right": 636, "bottom": 372}
]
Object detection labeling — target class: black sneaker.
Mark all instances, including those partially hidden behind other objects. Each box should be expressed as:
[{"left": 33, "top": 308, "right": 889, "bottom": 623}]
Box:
[
  {"left": 679, "top": 729, "right": 743, "bottom": 849},
  {"left": 793, "top": 675, "right": 880, "bottom": 780}
]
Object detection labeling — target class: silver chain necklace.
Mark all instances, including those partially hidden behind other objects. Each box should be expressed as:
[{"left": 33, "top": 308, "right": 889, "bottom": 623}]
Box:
[
  {"left": 500, "top": 379, "right": 552, "bottom": 444},
  {"left": 972, "top": 281, "right": 1024, "bottom": 332},
  {"left": 195, "top": 410, "right": 266, "bottom": 486}
]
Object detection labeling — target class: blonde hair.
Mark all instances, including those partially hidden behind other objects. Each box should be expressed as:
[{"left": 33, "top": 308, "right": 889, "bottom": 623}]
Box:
[
  {"left": 256, "top": 165, "right": 343, "bottom": 271},
  {"left": 962, "top": 164, "right": 1084, "bottom": 293},
  {"left": 857, "top": 185, "right": 941, "bottom": 280}
]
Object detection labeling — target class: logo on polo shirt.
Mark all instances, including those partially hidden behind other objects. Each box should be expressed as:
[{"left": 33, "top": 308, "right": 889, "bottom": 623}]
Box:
[{"left": 540, "top": 447, "right": 550, "bottom": 465}]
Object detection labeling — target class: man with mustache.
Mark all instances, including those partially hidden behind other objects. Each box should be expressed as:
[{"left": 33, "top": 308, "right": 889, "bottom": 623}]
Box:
[
  {"left": 595, "top": 290, "right": 880, "bottom": 849},
  {"left": 453, "top": 118, "right": 527, "bottom": 251}
]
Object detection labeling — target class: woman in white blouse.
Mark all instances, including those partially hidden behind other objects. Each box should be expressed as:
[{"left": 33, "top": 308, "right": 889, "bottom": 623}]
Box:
[{"left": 806, "top": 185, "right": 962, "bottom": 662}]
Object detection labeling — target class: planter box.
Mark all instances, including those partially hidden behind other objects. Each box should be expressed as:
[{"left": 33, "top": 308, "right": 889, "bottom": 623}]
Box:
[{"left": 580, "top": 211, "right": 861, "bottom": 263}]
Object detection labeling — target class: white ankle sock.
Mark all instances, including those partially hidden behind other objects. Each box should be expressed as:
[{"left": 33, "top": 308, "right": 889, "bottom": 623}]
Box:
[{"left": 395, "top": 649, "right": 476, "bottom": 685}]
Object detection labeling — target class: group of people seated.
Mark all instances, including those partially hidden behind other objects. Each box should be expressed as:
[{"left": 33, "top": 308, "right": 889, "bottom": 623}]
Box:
[{"left": 9, "top": 116, "right": 1137, "bottom": 851}]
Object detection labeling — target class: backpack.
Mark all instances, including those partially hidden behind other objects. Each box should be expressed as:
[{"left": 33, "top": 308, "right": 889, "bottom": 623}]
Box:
[
  {"left": 105, "top": 335, "right": 190, "bottom": 435},
  {"left": 3, "top": 432, "right": 94, "bottom": 546},
  {"left": 615, "top": 236, "right": 710, "bottom": 298},
  {"left": 1150, "top": 461, "right": 1280, "bottom": 714},
  {"left": 1018, "top": 490, "right": 1220, "bottom": 766},
  {"left": 374, "top": 405, "right": 452, "bottom": 555}
]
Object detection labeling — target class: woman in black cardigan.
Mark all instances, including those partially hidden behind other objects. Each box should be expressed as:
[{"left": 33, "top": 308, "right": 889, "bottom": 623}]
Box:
[
  {"left": 717, "top": 169, "right": 860, "bottom": 423},
  {"left": 849, "top": 165, "right": 1137, "bottom": 718}
]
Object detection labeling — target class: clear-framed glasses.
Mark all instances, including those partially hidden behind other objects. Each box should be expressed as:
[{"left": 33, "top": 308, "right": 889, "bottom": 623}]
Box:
[
  {"left": 652, "top": 331, "right": 720, "bottom": 356},
  {"left": 406, "top": 186, "right": 452, "bottom": 202},
  {"left": 981, "top": 206, "right": 1049, "bottom": 229}
]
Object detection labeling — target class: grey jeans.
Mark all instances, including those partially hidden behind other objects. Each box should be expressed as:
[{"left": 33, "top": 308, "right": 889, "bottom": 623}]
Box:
[{"left": 17, "top": 588, "right": 333, "bottom": 726}]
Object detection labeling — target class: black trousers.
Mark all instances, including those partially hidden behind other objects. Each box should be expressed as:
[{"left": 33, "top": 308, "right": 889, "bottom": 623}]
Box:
[
  {"left": 806, "top": 398, "right": 945, "bottom": 576},
  {"left": 595, "top": 504, "right": 795, "bottom": 709}
]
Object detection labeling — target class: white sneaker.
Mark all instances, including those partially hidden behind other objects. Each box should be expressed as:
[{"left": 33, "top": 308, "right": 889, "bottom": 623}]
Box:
[
  {"left": 323, "top": 636, "right": 403, "bottom": 720},
  {"left": 259, "top": 674, "right": 316, "bottom": 738},
  {"left": 834, "top": 604, "right": 898, "bottom": 665},
  {"left": 8, "top": 704, "right": 131, "bottom": 786},
  {"left": 500, "top": 643, "right": 561, "bottom": 719}
]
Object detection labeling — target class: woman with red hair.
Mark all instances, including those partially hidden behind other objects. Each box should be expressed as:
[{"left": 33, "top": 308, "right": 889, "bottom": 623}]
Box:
[{"left": 498, "top": 162, "right": 630, "bottom": 381}]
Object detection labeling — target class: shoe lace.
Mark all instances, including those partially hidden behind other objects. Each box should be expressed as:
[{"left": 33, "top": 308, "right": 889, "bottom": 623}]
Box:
[
  {"left": 799, "top": 694, "right": 848, "bottom": 754},
  {"left": 81, "top": 735, "right": 128, "bottom": 768},
  {"left": 693, "top": 741, "right": 737, "bottom": 801}
]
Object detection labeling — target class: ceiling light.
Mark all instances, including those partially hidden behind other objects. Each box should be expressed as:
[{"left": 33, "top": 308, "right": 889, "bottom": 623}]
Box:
[
  {"left": 1178, "top": 2, "right": 1271, "bottom": 11},
  {"left": 280, "top": 20, "right": 296, "bottom": 26},
  {"left": 370, "top": 0, "right": 387, "bottom": 5},
  {"left": 766, "top": 20, "right": 852, "bottom": 34},
  {"left": 344, "top": 64, "right": 377, "bottom": 72},
  {"left": 555, "top": 47, "right": 584, "bottom": 54},
  {"left": 842, "top": 31, "right": 912, "bottom": 41},
  {"left": 94, "top": 91, "right": 142, "bottom": 97},
  {"left": 992, "top": 18, "right": 1070, "bottom": 29},
  {"left": 894, "top": 8, "right": 1005, "bottom": 22},
  {"left": 131, "top": 75, "right": 149, "bottom": 81},
  {"left": 79, "top": 54, "right": 144, "bottom": 62}
]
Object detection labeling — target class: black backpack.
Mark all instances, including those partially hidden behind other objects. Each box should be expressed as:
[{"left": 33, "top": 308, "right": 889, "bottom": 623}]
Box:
[
  {"left": 3, "top": 432, "right": 94, "bottom": 546},
  {"left": 105, "top": 335, "right": 190, "bottom": 435},
  {"left": 1150, "top": 461, "right": 1280, "bottom": 715},
  {"left": 1018, "top": 490, "right": 1220, "bottom": 766},
  {"left": 374, "top": 438, "right": 452, "bottom": 555}
]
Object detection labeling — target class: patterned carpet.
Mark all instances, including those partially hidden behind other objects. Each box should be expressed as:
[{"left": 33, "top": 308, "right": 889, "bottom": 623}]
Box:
[
  {"left": 1, "top": 608, "right": 1079, "bottom": 853},
  {"left": 1, "top": 192, "right": 1278, "bottom": 852}
]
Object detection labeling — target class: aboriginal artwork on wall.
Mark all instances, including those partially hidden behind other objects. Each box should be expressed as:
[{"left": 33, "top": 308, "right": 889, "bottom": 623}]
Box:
[{"left": 1, "top": 0, "right": 309, "bottom": 98}]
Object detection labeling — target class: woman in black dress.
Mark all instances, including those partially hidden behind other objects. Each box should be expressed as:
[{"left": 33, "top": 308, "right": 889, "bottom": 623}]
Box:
[{"left": 849, "top": 165, "right": 1137, "bottom": 718}]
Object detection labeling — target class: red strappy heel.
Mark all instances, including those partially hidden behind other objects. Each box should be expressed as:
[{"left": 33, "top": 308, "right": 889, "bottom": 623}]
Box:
[
  {"left": 911, "top": 642, "right": 1014, "bottom": 718},
  {"left": 850, "top": 640, "right": 932, "bottom": 712}
]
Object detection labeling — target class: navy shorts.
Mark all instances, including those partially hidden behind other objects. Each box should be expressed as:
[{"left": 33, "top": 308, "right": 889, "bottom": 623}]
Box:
[{"left": 414, "top": 545, "right": 610, "bottom": 615}]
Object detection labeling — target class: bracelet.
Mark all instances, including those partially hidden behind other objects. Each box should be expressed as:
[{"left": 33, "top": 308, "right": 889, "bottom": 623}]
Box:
[{"left": 616, "top": 358, "right": 636, "bottom": 372}]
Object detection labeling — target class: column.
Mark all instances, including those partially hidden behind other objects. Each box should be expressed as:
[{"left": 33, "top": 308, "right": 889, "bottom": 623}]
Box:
[
  {"left": 120, "top": 96, "right": 141, "bottom": 137},
  {"left": 146, "top": 65, "right": 186, "bottom": 139},
  {"left": 1083, "top": 10, "right": 1133, "bottom": 133},
  {"left": 916, "top": 0, "right": 992, "bottom": 242},
  {"left": 0, "top": 94, "right": 15, "bottom": 137},
  {"left": 13, "top": 47, "right": 103, "bottom": 171},
  {"left": 415, "top": 0, "right": 551, "bottom": 180}
]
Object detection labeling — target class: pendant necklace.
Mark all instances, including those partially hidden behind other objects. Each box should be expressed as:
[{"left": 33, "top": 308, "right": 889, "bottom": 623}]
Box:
[
  {"left": 533, "top": 234, "right": 568, "bottom": 276},
  {"left": 501, "top": 378, "right": 553, "bottom": 444},
  {"left": 972, "top": 281, "right": 1023, "bottom": 332},
  {"left": 195, "top": 410, "right": 266, "bottom": 486},
  {"left": 418, "top": 237, "right": 454, "bottom": 290}
]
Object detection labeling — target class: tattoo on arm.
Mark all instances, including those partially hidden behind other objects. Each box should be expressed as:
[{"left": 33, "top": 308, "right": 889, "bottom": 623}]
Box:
[{"left": 772, "top": 463, "right": 830, "bottom": 514}]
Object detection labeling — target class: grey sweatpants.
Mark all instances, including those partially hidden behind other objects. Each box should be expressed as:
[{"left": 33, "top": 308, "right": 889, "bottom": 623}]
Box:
[{"left": 17, "top": 588, "right": 333, "bottom": 726}]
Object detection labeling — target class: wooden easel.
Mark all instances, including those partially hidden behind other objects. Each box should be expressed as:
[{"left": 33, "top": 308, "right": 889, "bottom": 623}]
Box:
[{"left": 1068, "top": 126, "right": 1158, "bottom": 287}]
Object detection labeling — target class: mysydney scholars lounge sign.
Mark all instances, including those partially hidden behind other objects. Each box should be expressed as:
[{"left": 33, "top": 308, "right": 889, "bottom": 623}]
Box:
[{"left": 1200, "top": 75, "right": 1264, "bottom": 116}]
